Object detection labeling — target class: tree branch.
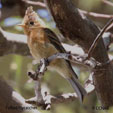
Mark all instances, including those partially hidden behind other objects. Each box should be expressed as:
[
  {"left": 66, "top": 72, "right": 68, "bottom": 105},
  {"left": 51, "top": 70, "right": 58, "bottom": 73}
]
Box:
[
  {"left": 25, "top": 52, "right": 97, "bottom": 109},
  {"left": 26, "top": 72, "right": 95, "bottom": 110},
  {"left": 44, "top": 0, "right": 113, "bottom": 107},
  {"left": 88, "top": 18, "right": 113, "bottom": 58},
  {"left": 102, "top": 0, "right": 113, "bottom": 7},
  {"left": 0, "top": 28, "right": 30, "bottom": 56},
  {"left": 0, "top": 77, "right": 40, "bottom": 113},
  {"left": 27, "top": 52, "right": 101, "bottom": 82},
  {"left": 22, "top": 0, "right": 46, "bottom": 7},
  {"left": 80, "top": 9, "right": 113, "bottom": 19}
]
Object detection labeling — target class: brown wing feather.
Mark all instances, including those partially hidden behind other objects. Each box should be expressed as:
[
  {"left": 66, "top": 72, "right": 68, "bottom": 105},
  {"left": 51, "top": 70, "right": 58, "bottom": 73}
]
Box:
[{"left": 44, "top": 28, "right": 78, "bottom": 78}]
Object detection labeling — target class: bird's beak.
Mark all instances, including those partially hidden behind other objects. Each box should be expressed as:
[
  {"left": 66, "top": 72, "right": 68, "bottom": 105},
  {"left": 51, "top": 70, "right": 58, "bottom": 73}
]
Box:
[{"left": 17, "top": 24, "right": 25, "bottom": 27}]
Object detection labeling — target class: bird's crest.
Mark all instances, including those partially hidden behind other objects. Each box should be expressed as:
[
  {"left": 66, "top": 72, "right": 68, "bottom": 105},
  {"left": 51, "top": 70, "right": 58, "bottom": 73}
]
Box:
[
  {"left": 22, "top": 6, "right": 45, "bottom": 27},
  {"left": 26, "top": 6, "right": 34, "bottom": 15}
]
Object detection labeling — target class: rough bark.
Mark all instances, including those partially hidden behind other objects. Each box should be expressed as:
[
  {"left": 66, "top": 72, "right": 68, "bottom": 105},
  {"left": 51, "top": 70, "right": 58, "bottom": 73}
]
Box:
[
  {"left": 44, "top": 0, "right": 113, "bottom": 107},
  {"left": 0, "top": 77, "right": 40, "bottom": 113},
  {"left": 0, "top": 28, "right": 30, "bottom": 56}
]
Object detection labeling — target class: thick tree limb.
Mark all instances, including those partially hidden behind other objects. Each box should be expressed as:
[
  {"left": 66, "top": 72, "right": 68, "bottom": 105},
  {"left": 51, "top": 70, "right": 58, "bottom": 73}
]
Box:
[
  {"left": 44, "top": 0, "right": 113, "bottom": 107},
  {"left": 0, "top": 28, "right": 30, "bottom": 56},
  {"left": 0, "top": 77, "right": 40, "bottom": 113}
]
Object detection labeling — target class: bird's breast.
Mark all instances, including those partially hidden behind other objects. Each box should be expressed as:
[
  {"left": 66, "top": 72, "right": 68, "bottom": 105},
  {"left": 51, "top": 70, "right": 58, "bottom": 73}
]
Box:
[{"left": 28, "top": 38, "right": 58, "bottom": 60}]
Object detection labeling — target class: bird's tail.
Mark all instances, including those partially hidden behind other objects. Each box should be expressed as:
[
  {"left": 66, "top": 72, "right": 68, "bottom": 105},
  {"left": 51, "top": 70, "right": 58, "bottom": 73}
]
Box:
[{"left": 68, "top": 75, "right": 87, "bottom": 102}]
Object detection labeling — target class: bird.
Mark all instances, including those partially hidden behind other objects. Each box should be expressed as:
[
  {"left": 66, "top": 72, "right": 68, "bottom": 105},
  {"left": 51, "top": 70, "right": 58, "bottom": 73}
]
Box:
[{"left": 18, "top": 6, "right": 87, "bottom": 102}]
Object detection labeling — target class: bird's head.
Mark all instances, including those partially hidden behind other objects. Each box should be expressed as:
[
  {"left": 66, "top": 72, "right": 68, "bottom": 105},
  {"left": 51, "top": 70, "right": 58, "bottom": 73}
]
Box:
[{"left": 18, "top": 6, "right": 45, "bottom": 35}]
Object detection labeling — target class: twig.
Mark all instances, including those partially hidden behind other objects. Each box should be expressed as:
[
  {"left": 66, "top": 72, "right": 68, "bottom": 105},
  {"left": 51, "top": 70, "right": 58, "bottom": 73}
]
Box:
[
  {"left": 23, "top": 0, "right": 113, "bottom": 19},
  {"left": 26, "top": 72, "right": 95, "bottom": 109},
  {"left": 0, "top": 9, "right": 1, "bottom": 19},
  {"left": 102, "top": 0, "right": 113, "bottom": 7},
  {"left": 106, "top": 23, "right": 113, "bottom": 31},
  {"left": 47, "top": 53, "right": 98, "bottom": 69},
  {"left": 88, "top": 18, "right": 113, "bottom": 58},
  {"left": 79, "top": 9, "right": 113, "bottom": 19},
  {"left": 22, "top": 0, "right": 46, "bottom": 7},
  {"left": 27, "top": 53, "right": 99, "bottom": 81}
]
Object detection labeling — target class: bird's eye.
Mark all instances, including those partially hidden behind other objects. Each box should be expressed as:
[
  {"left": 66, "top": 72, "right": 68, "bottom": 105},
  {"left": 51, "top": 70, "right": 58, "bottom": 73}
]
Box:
[{"left": 29, "top": 21, "right": 34, "bottom": 25}]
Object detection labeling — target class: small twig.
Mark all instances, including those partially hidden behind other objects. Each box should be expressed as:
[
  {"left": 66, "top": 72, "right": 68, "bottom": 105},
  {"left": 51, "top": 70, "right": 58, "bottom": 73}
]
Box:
[
  {"left": 0, "top": 9, "right": 1, "bottom": 19},
  {"left": 102, "top": 0, "right": 113, "bottom": 7},
  {"left": 22, "top": 0, "right": 46, "bottom": 7},
  {"left": 106, "top": 23, "right": 113, "bottom": 31},
  {"left": 79, "top": 9, "right": 113, "bottom": 19},
  {"left": 88, "top": 18, "right": 113, "bottom": 58}
]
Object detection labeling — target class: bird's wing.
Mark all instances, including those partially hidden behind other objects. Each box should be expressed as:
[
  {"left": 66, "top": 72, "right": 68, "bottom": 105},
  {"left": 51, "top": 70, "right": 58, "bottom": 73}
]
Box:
[
  {"left": 44, "top": 28, "right": 78, "bottom": 78},
  {"left": 44, "top": 28, "right": 65, "bottom": 53}
]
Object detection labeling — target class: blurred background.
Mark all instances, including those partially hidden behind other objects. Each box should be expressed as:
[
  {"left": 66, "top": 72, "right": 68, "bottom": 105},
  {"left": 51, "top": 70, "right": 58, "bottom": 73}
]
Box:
[{"left": 0, "top": 0, "right": 113, "bottom": 113}]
